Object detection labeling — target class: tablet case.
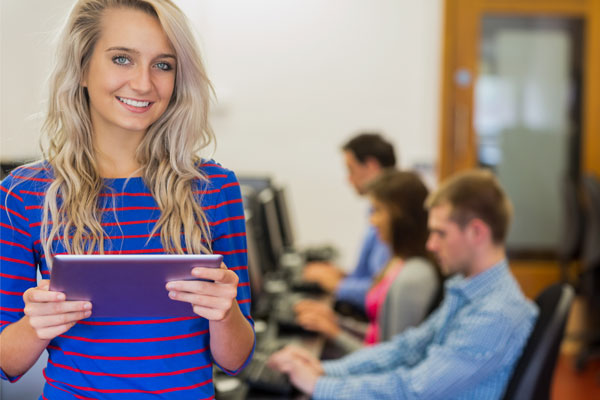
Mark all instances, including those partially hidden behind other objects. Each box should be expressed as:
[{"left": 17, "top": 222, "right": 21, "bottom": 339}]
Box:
[{"left": 49, "top": 254, "right": 223, "bottom": 318}]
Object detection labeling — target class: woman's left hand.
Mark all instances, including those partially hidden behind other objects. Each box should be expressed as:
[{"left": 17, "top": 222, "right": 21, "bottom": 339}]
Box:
[{"left": 165, "top": 262, "right": 238, "bottom": 320}]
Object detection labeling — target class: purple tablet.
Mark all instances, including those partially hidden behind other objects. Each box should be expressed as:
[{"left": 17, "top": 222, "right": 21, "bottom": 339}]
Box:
[{"left": 49, "top": 254, "right": 223, "bottom": 318}]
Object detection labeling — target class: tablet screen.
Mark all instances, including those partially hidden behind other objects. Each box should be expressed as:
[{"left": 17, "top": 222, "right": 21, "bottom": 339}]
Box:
[{"left": 49, "top": 254, "right": 223, "bottom": 318}]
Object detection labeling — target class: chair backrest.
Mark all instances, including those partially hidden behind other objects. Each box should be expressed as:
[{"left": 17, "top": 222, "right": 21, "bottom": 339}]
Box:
[
  {"left": 558, "top": 176, "right": 584, "bottom": 265},
  {"left": 502, "top": 283, "right": 574, "bottom": 400},
  {"left": 580, "top": 174, "right": 600, "bottom": 308},
  {"left": 581, "top": 174, "right": 600, "bottom": 271},
  {"left": 379, "top": 257, "right": 442, "bottom": 342}
]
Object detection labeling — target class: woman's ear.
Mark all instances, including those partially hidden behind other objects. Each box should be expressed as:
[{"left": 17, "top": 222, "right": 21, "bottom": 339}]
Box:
[{"left": 81, "top": 69, "right": 88, "bottom": 88}]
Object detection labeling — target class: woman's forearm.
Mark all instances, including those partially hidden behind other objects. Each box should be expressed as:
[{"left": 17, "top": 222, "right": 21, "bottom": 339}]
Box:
[
  {"left": 209, "top": 302, "right": 254, "bottom": 371},
  {"left": 0, "top": 317, "right": 49, "bottom": 378}
]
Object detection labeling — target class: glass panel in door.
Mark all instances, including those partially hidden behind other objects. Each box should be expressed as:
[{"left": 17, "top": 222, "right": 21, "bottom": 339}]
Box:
[{"left": 474, "top": 16, "right": 583, "bottom": 256}]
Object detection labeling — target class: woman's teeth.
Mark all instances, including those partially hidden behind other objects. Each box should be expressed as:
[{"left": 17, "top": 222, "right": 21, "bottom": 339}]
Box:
[{"left": 117, "top": 97, "right": 150, "bottom": 108}]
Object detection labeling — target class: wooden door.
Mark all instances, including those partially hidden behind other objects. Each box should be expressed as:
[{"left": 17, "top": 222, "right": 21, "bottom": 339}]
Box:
[
  {"left": 438, "top": 0, "right": 600, "bottom": 257},
  {"left": 438, "top": 0, "right": 600, "bottom": 180}
]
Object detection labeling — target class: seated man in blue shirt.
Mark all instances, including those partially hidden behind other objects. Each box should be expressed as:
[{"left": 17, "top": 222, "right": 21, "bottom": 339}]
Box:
[
  {"left": 303, "top": 133, "right": 394, "bottom": 311},
  {"left": 269, "top": 169, "right": 539, "bottom": 400}
]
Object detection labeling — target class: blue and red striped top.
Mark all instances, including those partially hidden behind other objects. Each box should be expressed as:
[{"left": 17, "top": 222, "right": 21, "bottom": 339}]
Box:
[{"left": 0, "top": 161, "right": 253, "bottom": 400}]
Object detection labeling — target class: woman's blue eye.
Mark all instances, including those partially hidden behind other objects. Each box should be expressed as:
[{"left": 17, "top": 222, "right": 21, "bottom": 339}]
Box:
[
  {"left": 156, "top": 62, "right": 172, "bottom": 71},
  {"left": 113, "top": 56, "right": 130, "bottom": 65}
]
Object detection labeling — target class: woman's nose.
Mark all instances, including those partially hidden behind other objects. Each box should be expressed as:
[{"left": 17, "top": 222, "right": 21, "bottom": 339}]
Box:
[{"left": 130, "top": 67, "right": 152, "bottom": 93}]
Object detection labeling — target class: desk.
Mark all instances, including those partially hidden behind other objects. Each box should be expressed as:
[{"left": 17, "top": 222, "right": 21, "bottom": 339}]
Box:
[
  {"left": 215, "top": 296, "right": 330, "bottom": 400},
  {"left": 214, "top": 326, "right": 324, "bottom": 399}
]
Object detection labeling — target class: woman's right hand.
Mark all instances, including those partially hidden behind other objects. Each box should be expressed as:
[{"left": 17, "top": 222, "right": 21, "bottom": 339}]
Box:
[
  {"left": 23, "top": 280, "right": 92, "bottom": 340},
  {"left": 302, "top": 262, "right": 345, "bottom": 293},
  {"left": 294, "top": 299, "right": 341, "bottom": 338}
]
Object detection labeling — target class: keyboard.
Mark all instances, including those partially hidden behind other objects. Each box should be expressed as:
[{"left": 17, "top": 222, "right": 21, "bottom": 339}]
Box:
[
  {"left": 270, "top": 293, "right": 320, "bottom": 336},
  {"left": 241, "top": 351, "right": 293, "bottom": 395},
  {"left": 290, "top": 280, "right": 327, "bottom": 295}
]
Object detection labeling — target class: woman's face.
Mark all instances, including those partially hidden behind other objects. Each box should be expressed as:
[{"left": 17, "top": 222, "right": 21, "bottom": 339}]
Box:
[
  {"left": 369, "top": 196, "right": 392, "bottom": 245},
  {"left": 82, "top": 7, "right": 176, "bottom": 140}
]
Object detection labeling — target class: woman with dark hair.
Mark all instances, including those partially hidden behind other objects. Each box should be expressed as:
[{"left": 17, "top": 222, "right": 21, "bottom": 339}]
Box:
[{"left": 295, "top": 170, "right": 442, "bottom": 353}]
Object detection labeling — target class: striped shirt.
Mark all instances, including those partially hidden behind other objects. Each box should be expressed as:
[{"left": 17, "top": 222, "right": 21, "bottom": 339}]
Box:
[
  {"left": 315, "top": 260, "right": 538, "bottom": 400},
  {"left": 0, "top": 161, "right": 254, "bottom": 400}
]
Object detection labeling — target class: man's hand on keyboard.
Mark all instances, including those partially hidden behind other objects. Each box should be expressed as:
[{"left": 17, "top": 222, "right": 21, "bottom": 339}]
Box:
[{"left": 267, "top": 345, "right": 323, "bottom": 396}]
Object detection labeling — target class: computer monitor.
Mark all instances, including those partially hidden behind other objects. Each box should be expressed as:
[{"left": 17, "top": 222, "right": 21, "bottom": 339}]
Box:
[
  {"left": 258, "top": 188, "right": 286, "bottom": 267},
  {"left": 241, "top": 185, "right": 277, "bottom": 275},
  {"left": 240, "top": 185, "right": 259, "bottom": 215},
  {"left": 238, "top": 175, "right": 273, "bottom": 193},
  {"left": 244, "top": 211, "right": 264, "bottom": 305},
  {"left": 273, "top": 186, "right": 295, "bottom": 249}
]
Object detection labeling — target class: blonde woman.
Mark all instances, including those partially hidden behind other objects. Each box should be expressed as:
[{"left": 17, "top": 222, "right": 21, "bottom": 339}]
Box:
[{"left": 0, "top": 0, "right": 254, "bottom": 398}]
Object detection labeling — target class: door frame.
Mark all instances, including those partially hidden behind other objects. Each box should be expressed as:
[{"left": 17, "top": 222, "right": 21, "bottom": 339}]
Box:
[{"left": 438, "top": 0, "right": 600, "bottom": 180}]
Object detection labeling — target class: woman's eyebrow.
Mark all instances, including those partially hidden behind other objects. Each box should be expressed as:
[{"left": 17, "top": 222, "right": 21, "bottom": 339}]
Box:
[{"left": 106, "top": 46, "right": 176, "bottom": 60}]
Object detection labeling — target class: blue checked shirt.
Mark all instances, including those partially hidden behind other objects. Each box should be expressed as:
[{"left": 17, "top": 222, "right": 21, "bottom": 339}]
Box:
[
  {"left": 315, "top": 260, "right": 538, "bottom": 400},
  {"left": 335, "top": 225, "right": 391, "bottom": 310}
]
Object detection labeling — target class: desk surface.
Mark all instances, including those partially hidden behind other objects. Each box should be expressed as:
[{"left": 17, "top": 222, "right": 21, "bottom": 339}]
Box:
[
  {"left": 215, "top": 295, "right": 329, "bottom": 400},
  {"left": 214, "top": 326, "right": 322, "bottom": 400}
]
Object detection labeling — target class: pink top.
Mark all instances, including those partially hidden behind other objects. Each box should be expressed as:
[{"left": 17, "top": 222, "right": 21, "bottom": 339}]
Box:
[{"left": 364, "top": 260, "right": 403, "bottom": 345}]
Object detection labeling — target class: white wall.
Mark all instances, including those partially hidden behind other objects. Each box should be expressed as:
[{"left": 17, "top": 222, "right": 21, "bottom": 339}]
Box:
[{"left": 0, "top": 0, "right": 443, "bottom": 268}]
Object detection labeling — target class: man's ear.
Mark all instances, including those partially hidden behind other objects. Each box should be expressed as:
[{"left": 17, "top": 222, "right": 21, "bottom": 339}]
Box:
[
  {"left": 364, "top": 156, "right": 382, "bottom": 172},
  {"left": 467, "top": 218, "right": 491, "bottom": 244}
]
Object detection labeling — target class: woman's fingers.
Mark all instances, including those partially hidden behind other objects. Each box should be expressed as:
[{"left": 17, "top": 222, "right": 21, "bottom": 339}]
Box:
[
  {"left": 168, "top": 290, "right": 233, "bottom": 310},
  {"left": 37, "top": 279, "right": 50, "bottom": 290},
  {"left": 166, "top": 279, "right": 237, "bottom": 298},
  {"left": 294, "top": 299, "right": 331, "bottom": 315},
  {"left": 294, "top": 299, "right": 319, "bottom": 310},
  {"left": 22, "top": 280, "right": 93, "bottom": 340},
  {"left": 165, "top": 263, "right": 239, "bottom": 320},
  {"left": 29, "top": 309, "right": 92, "bottom": 336},
  {"left": 190, "top": 304, "right": 231, "bottom": 320},
  {"left": 25, "top": 300, "right": 91, "bottom": 317},
  {"left": 296, "top": 311, "right": 340, "bottom": 338},
  {"left": 191, "top": 266, "right": 238, "bottom": 285},
  {"left": 24, "top": 285, "right": 65, "bottom": 304},
  {"left": 29, "top": 310, "right": 92, "bottom": 328},
  {"left": 34, "top": 325, "right": 76, "bottom": 341},
  {"left": 297, "top": 313, "right": 325, "bottom": 331},
  {"left": 30, "top": 311, "right": 90, "bottom": 340}
]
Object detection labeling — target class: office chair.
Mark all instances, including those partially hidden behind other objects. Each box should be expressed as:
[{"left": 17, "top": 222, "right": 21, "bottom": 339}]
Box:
[
  {"left": 575, "top": 173, "right": 600, "bottom": 371},
  {"left": 558, "top": 176, "right": 584, "bottom": 283},
  {"left": 579, "top": 174, "right": 600, "bottom": 302},
  {"left": 502, "top": 283, "right": 574, "bottom": 400}
]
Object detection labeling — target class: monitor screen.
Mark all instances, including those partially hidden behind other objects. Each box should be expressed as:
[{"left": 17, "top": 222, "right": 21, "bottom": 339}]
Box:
[
  {"left": 238, "top": 175, "right": 273, "bottom": 193},
  {"left": 258, "top": 188, "right": 285, "bottom": 267},
  {"left": 274, "top": 186, "right": 295, "bottom": 249},
  {"left": 242, "top": 187, "right": 277, "bottom": 273},
  {"left": 244, "top": 211, "right": 264, "bottom": 304}
]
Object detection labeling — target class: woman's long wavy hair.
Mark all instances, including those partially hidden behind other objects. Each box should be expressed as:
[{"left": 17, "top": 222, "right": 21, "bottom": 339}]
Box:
[{"left": 40, "top": 0, "right": 215, "bottom": 264}]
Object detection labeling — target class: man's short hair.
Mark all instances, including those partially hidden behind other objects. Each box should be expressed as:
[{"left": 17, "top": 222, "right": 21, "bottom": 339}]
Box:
[
  {"left": 342, "top": 133, "right": 396, "bottom": 168},
  {"left": 425, "top": 169, "right": 513, "bottom": 244}
]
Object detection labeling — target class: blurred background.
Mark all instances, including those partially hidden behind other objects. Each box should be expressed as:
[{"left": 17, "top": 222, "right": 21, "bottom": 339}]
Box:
[
  {"left": 0, "top": 0, "right": 443, "bottom": 270},
  {"left": 1, "top": 0, "right": 599, "bottom": 398}
]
